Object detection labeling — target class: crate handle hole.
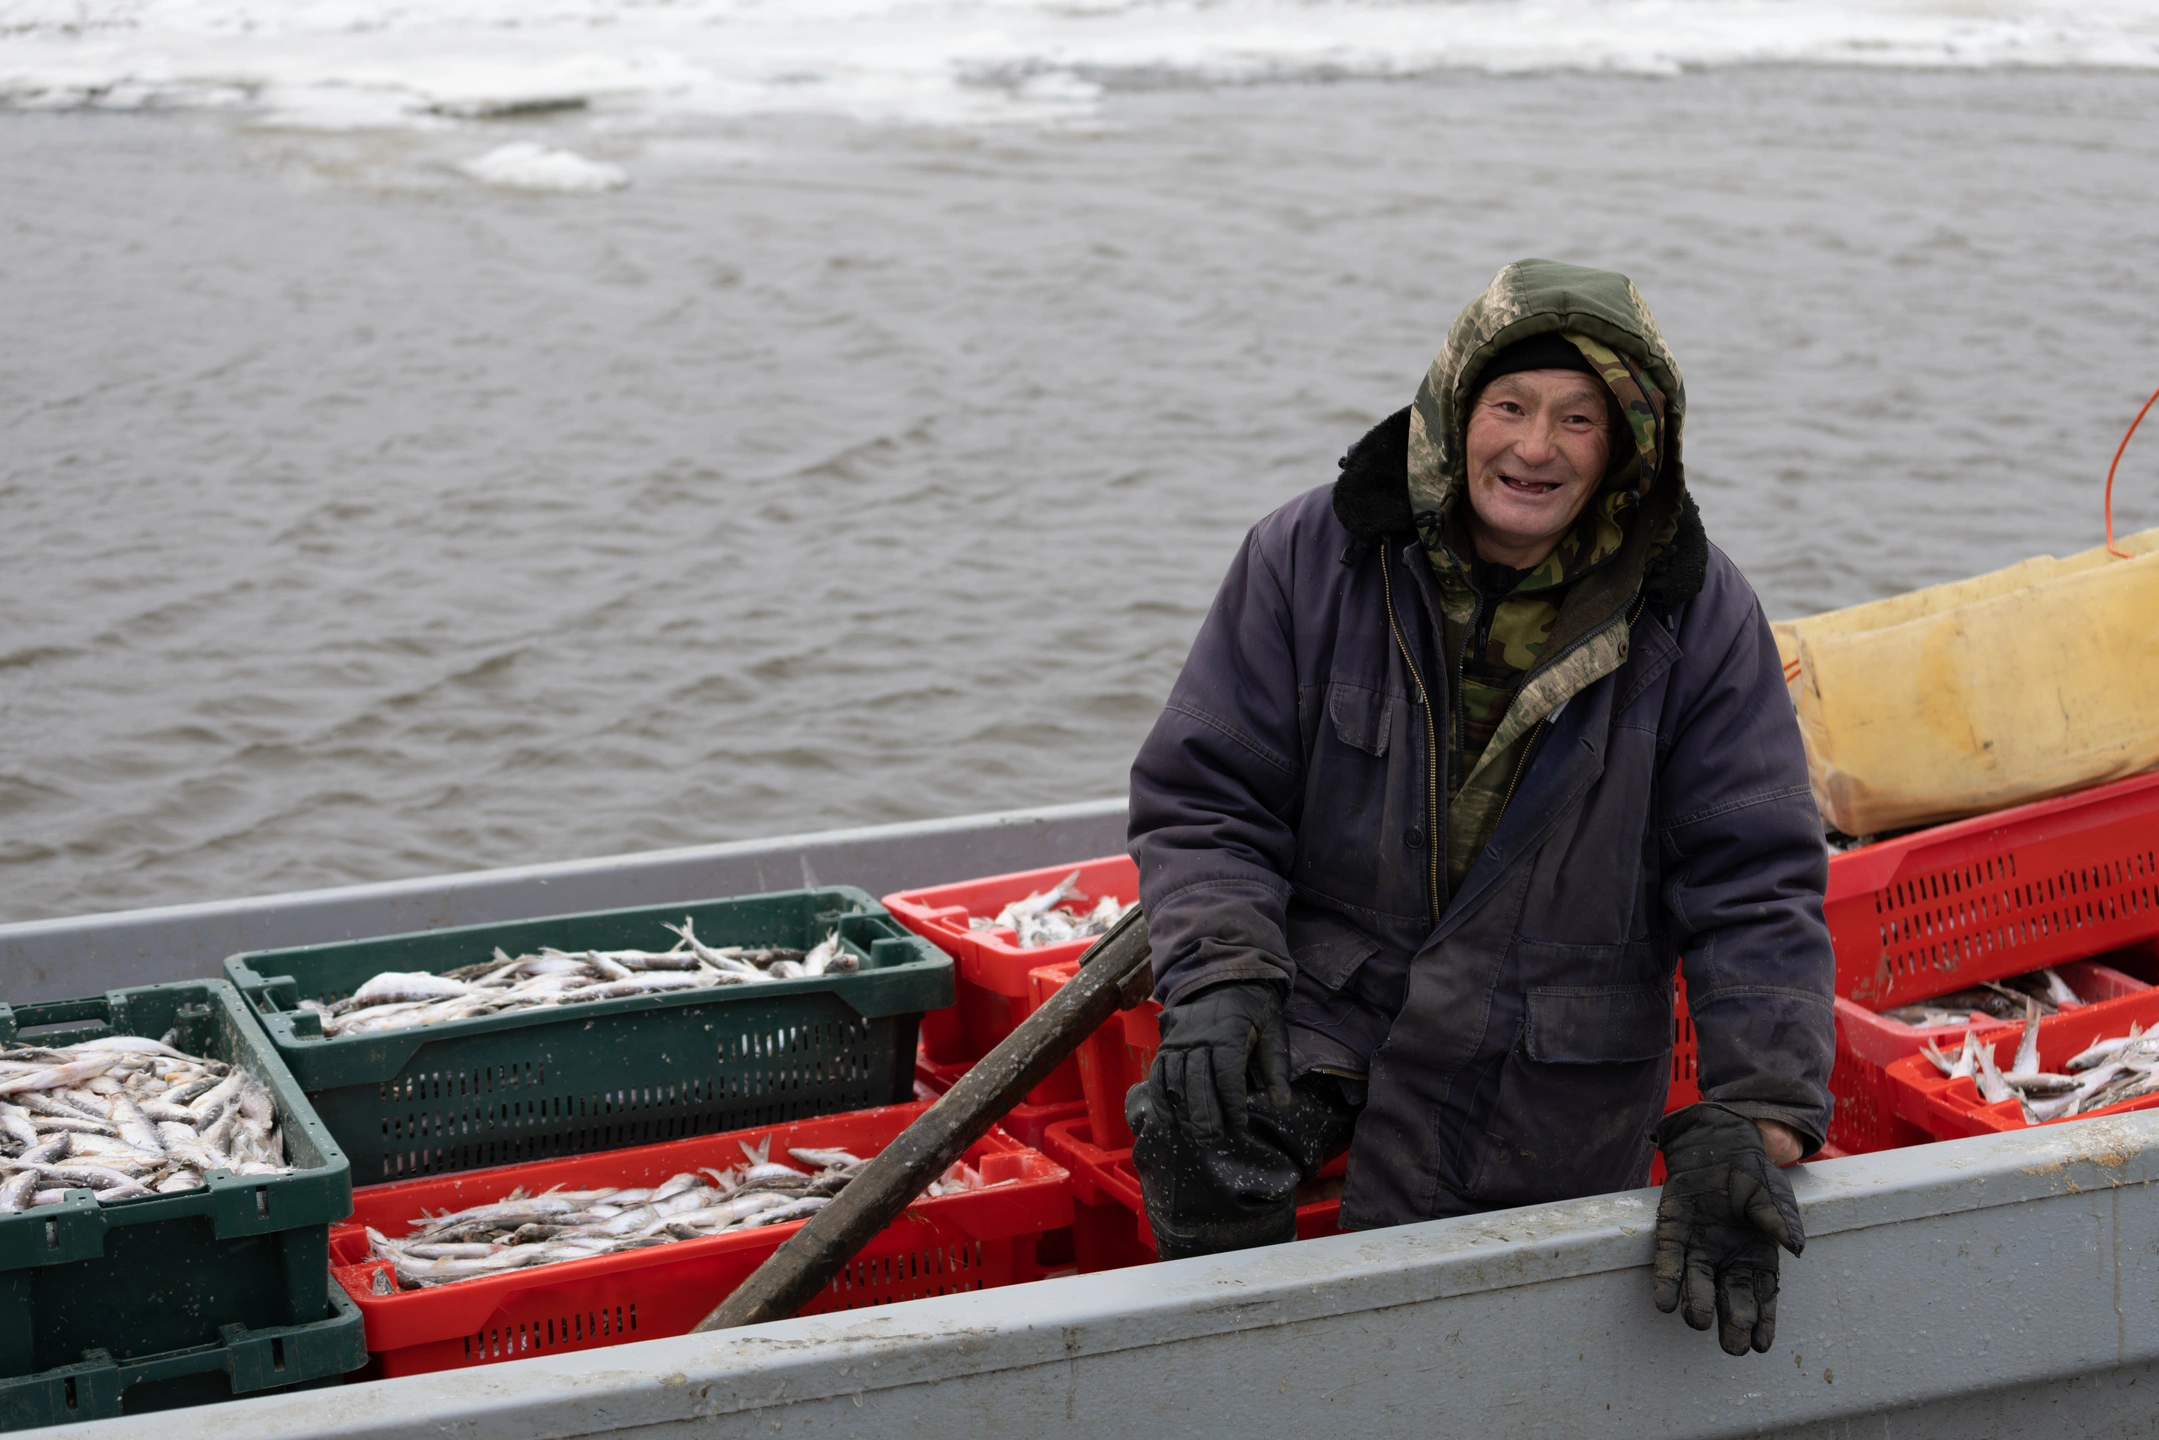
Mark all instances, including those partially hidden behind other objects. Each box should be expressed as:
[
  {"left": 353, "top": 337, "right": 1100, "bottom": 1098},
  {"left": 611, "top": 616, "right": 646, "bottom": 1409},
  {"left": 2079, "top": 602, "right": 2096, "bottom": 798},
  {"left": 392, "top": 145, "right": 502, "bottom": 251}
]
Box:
[
  {"left": 271, "top": 1337, "right": 286, "bottom": 1373},
  {"left": 255, "top": 1186, "right": 269, "bottom": 1219},
  {"left": 63, "top": 1378, "right": 77, "bottom": 1412},
  {"left": 44, "top": 1220, "right": 56, "bottom": 1250},
  {"left": 18, "top": 1019, "right": 106, "bottom": 1041}
]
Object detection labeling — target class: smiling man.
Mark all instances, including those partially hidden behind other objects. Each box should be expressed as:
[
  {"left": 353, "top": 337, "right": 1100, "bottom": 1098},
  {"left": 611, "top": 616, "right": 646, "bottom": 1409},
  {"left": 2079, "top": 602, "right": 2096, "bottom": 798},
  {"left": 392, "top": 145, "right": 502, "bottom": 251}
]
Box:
[{"left": 1124, "top": 259, "right": 1835, "bottom": 1357}]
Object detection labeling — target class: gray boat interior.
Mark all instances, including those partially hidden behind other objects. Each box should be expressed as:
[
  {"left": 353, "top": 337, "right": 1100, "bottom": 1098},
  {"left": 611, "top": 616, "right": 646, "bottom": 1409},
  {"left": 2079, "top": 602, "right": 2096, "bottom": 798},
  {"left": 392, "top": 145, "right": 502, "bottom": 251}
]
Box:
[{"left": 5, "top": 801, "right": 2153, "bottom": 1439}]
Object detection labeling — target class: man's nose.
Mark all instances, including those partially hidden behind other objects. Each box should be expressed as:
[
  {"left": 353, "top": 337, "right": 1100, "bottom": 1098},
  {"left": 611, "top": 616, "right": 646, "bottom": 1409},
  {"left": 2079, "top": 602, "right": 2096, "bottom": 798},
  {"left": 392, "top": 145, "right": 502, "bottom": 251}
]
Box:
[{"left": 1513, "top": 417, "right": 1561, "bottom": 466}]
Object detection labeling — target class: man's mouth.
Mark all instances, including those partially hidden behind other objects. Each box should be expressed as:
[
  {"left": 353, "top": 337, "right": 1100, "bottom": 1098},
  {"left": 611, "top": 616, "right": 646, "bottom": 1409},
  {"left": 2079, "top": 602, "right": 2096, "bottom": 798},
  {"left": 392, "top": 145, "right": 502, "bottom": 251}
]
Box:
[{"left": 1498, "top": 473, "right": 1562, "bottom": 496}]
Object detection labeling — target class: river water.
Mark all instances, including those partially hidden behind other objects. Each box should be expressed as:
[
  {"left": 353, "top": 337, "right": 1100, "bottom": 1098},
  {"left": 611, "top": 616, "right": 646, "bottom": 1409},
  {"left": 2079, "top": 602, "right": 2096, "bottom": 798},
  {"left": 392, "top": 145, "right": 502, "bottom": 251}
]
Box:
[{"left": 4, "top": 61, "right": 2157, "bottom": 922}]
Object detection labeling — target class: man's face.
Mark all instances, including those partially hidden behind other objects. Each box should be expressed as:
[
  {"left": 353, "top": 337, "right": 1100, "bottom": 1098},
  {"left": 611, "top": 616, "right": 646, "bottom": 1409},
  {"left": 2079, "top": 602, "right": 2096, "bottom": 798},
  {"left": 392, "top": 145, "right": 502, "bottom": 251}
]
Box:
[{"left": 1461, "top": 369, "right": 1614, "bottom": 566}]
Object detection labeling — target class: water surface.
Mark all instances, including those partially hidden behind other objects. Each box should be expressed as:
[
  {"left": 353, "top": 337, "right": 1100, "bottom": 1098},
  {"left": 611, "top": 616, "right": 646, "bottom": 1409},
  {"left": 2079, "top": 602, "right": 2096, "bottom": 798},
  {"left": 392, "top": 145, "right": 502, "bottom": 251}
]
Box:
[{"left": 4, "top": 66, "right": 2156, "bottom": 920}]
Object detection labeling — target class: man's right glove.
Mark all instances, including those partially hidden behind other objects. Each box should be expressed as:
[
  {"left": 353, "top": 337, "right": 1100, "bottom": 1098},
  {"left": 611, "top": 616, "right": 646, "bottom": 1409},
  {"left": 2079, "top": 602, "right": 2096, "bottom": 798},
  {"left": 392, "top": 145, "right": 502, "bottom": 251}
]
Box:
[
  {"left": 1651, "top": 1103, "right": 1806, "bottom": 1357},
  {"left": 1146, "top": 980, "right": 1293, "bottom": 1144}
]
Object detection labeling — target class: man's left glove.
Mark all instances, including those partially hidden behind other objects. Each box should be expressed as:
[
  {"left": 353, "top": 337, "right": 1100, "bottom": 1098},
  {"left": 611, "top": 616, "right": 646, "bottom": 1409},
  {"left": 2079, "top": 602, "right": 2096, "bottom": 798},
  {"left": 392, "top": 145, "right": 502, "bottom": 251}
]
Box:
[
  {"left": 1148, "top": 980, "right": 1294, "bottom": 1144},
  {"left": 1651, "top": 1103, "right": 1805, "bottom": 1357}
]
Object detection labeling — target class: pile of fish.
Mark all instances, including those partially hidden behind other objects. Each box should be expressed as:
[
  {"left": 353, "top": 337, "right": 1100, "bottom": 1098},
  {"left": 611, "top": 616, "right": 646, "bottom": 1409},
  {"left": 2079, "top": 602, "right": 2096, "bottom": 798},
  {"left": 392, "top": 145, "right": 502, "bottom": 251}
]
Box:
[
  {"left": 1921, "top": 1004, "right": 2159, "bottom": 1124},
  {"left": 1881, "top": 967, "right": 2085, "bottom": 1028},
  {"left": 303, "top": 920, "right": 859, "bottom": 1037},
  {"left": 0, "top": 1034, "right": 292, "bottom": 1210},
  {"left": 969, "top": 871, "right": 1135, "bottom": 949},
  {"left": 366, "top": 1137, "right": 996, "bottom": 1288}
]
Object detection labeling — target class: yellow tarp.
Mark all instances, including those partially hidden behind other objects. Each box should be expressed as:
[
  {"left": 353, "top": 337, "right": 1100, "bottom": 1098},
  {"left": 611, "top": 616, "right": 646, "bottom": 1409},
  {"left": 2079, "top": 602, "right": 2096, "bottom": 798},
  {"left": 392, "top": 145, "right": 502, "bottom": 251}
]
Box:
[{"left": 1772, "top": 525, "right": 2159, "bottom": 836}]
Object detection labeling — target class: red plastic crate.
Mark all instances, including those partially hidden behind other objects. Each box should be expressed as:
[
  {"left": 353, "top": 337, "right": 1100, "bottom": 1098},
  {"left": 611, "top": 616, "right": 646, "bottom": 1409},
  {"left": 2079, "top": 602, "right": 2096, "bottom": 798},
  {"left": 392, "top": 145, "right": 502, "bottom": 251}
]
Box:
[
  {"left": 1884, "top": 986, "right": 2159, "bottom": 1140},
  {"left": 1826, "top": 957, "right": 2148, "bottom": 1156},
  {"left": 1042, "top": 1117, "right": 1345, "bottom": 1266},
  {"left": 910, "top": 1041, "right": 1085, "bottom": 1152},
  {"left": 1027, "top": 960, "right": 1149, "bottom": 1150},
  {"left": 329, "top": 1103, "right": 1071, "bottom": 1376},
  {"left": 1825, "top": 769, "right": 2159, "bottom": 1009},
  {"left": 1825, "top": 1033, "right": 1930, "bottom": 1154},
  {"left": 887, "top": 857, "right": 1139, "bottom": 1106},
  {"left": 1835, "top": 957, "right": 2146, "bottom": 1071}
]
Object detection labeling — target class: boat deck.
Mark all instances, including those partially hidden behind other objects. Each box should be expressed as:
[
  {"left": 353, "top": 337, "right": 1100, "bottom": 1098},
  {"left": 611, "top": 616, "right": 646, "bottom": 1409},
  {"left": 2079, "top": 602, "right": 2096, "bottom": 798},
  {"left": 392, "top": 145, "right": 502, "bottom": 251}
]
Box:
[{"left": 4, "top": 802, "right": 2153, "bottom": 1439}]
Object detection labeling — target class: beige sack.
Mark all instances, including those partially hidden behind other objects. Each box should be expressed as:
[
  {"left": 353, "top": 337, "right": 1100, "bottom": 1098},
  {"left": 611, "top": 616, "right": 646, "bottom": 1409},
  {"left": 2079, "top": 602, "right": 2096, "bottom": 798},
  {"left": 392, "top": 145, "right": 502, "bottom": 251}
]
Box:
[{"left": 1772, "top": 526, "right": 2159, "bottom": 836}]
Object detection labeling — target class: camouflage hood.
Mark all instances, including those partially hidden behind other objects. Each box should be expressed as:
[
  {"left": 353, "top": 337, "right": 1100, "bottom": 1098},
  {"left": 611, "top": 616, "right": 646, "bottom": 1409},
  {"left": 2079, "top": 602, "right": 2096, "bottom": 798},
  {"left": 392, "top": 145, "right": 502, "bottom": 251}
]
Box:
[
  {"left": 1406, "top": 258, "right": 1686, "bottom": 522},
  {"left": 1320, "top": 259, "right": 1708, "bottom": 863}
]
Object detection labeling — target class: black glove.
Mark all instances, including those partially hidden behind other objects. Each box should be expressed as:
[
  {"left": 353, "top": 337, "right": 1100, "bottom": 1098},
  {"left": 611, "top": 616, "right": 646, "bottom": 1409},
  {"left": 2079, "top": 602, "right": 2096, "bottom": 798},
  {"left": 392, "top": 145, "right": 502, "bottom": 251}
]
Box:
[
  {"left": 1147, "top": 981, "right": 1294, "bottom": 1144},
  {"left": 1651, "top": 1103, "right": 1805, "bottom": 1357}
]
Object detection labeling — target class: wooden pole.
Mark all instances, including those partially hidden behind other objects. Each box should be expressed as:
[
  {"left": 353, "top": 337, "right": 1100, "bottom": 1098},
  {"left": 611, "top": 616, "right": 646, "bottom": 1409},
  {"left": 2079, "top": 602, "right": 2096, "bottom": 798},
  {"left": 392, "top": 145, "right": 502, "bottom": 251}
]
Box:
[{"left": 693, "top": 904, "right": 1151, "bottom": 1332}]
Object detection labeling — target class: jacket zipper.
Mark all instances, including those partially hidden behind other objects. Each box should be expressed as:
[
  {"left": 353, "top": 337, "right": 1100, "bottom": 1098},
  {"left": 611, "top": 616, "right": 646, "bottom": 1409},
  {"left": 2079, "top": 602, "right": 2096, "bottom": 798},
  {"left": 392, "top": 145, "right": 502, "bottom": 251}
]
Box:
[
  {"left": 1378, "top": 549, "right": 1444, "bottom": 921},
  {"left": 1453, "top": 587, "right": 1487, "bottom": 786},
  {"left": 1491, "top": 593, "right": 1653, "bottom": 827}
]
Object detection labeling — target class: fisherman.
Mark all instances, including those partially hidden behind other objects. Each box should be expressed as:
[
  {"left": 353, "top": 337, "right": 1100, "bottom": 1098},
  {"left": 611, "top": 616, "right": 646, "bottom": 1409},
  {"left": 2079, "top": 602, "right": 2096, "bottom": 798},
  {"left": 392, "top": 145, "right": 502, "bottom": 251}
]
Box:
[{"left": 1125, "top": 259, "right": 1835, "bottom": 1357}]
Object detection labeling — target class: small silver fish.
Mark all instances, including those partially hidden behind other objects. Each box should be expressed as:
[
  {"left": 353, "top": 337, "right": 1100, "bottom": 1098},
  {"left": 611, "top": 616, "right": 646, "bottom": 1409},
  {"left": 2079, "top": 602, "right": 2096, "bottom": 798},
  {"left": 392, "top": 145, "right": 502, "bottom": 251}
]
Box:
[
  {"left": 2010, "top": 999, "right": 2042, "bottom": 1078},
  {"left": 2067, "top": 1022, "right": 2146, "bottom": 1072},
  {"left": 1974, "top": 1043, "right": 2014, "bottom": 1105},
  {"left": 789, "top": 1147, "right": 864, "bottom": 1171}
]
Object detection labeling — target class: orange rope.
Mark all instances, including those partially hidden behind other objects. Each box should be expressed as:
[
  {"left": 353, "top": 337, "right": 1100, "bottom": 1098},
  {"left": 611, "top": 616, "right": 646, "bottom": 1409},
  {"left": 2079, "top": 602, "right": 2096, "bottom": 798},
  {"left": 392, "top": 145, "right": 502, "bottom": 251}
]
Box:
[{"left": 2105, "top": 382, "right": 2159, "bottom": 558}]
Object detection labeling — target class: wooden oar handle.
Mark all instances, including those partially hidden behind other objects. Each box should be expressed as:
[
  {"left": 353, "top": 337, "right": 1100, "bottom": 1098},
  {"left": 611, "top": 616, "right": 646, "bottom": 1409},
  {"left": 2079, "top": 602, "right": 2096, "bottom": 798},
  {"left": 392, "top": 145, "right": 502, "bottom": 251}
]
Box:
[{"left": 692, "top": 903, "right": 1152, "bottom": 1333}]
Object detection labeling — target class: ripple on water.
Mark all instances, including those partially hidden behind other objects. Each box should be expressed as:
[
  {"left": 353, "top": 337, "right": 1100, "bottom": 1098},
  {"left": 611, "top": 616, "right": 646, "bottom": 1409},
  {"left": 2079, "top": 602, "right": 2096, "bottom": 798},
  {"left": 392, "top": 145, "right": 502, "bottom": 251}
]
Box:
[{"left": 2, "top": 68, "right": 2158, "bottom": 920}]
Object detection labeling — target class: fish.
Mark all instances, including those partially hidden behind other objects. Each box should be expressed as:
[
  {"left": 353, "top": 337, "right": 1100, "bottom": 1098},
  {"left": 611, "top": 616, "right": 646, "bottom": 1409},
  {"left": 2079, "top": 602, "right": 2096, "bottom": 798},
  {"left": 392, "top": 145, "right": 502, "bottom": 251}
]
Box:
[
  {"left": 2067, "top": 1023, "right": 2145, "bottom": 1072},
  {"left": 742, "top": 1196, "right": 829, "bottom": 1227},
  {"left": 0, "top": 1054, "right": 122, "bottom": 1097},
  {"left": 0, "top": 1035, "right": 293, "bottom": 1208},
  {"left": 2010, "top": 999, "right": 2042, "bottom": 1079},
  {"left": 366, "top": 1132, "right": 987, "bottom": 1289},
  {"left": 0, "top": 1172, "right": 37, "bottom": 1213},
  {"left": 801, "top": 933, "right": 859, "bottom": 977},
  {"left": 1974, "top": 1043, "right": 2014, "bottom": 1104},
  {"left": 650, "top": 1172, "right": 704, "bottom": 1203},
  {"left": 789, "top": 1147, "right": 864, "bottom": 1171},
  {"left": 2028, "top": 1062, "right": 2127, "bottom": 1122},
  {"left": 971, "top": 876, "right": 1135, "bottom": 950},
  {"left": 341, "top": 971, "right": 472, "bottom": 1010},
  {"left": 1938, "top": 1009, "right": 2159, "bottom": 1126},
  {"left": 1882, "top": 963, "right": 2099, "bottom": 1029},
  {"left": 309, "top": 918, "right": 856, "bottom": 1036}
]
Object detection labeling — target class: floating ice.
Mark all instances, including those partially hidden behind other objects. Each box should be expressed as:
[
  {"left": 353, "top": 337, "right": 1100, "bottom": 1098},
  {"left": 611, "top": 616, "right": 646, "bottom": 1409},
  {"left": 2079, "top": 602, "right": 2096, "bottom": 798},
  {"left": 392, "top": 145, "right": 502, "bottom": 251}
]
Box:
[
  {"left": 458, "top": 142, "right": 627, "bottom": 192},
  {"left": 2, "top": 0, "right": 2157, "bottom": 130}
]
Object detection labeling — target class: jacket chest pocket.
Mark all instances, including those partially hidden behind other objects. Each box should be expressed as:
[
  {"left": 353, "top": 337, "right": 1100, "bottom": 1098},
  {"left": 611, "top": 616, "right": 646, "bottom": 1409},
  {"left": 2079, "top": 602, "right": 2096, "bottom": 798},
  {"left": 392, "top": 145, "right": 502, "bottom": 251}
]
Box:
[
  {"left": 1329, "top": 682, "right": 1394, "bottom": 757},
  {"left": 1291, "top": 680, "right": 1428, "bottom": 923}
]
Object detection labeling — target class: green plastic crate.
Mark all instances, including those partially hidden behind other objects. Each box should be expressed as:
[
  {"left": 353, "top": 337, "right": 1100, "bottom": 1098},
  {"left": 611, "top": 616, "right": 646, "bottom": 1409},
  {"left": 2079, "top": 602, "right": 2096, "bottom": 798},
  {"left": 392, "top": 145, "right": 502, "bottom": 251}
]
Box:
[
  {"left": 0, "top": 983, "right": 351, "bottom": 1393},
  {"left": 0, "top": 1284, "right": 365, "bottom": 1430},
  {"left": 224, "top": 886, "right": 954, "bottom": 1183}
]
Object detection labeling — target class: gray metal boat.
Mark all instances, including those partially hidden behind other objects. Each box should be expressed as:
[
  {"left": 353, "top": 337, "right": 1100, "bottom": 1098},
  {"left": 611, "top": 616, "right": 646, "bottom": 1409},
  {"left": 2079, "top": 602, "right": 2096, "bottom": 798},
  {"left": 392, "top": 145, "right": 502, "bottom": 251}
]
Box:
[{"left": 4, "top": 798, "right": 2153, "bottom": 1439}]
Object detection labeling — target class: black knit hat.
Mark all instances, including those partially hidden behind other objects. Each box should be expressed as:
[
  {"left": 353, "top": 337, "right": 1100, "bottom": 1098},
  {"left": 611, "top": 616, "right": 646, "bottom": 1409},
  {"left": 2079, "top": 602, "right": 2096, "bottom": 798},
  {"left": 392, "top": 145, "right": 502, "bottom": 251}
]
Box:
[{"left": 1474, "top": 332, "right": 1597, "bottom": 392}]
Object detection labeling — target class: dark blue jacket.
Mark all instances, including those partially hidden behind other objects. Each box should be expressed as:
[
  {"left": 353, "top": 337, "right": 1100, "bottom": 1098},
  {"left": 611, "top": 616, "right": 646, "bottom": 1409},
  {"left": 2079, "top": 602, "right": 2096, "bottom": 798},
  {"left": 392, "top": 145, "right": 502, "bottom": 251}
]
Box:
[{"left": 1127, "top": 408, "right": 1836, "bottom": 1229}]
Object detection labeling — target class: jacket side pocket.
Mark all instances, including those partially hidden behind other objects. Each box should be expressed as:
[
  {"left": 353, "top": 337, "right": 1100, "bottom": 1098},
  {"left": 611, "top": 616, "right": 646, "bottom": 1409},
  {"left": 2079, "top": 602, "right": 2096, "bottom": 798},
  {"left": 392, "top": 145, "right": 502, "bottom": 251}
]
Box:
[
  {"left": 1523, "top": 985, "right": 1674, "bottom": 1064},
  {"left": 1287, "top": 909, "right": 1383, "bottom": 991}
]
